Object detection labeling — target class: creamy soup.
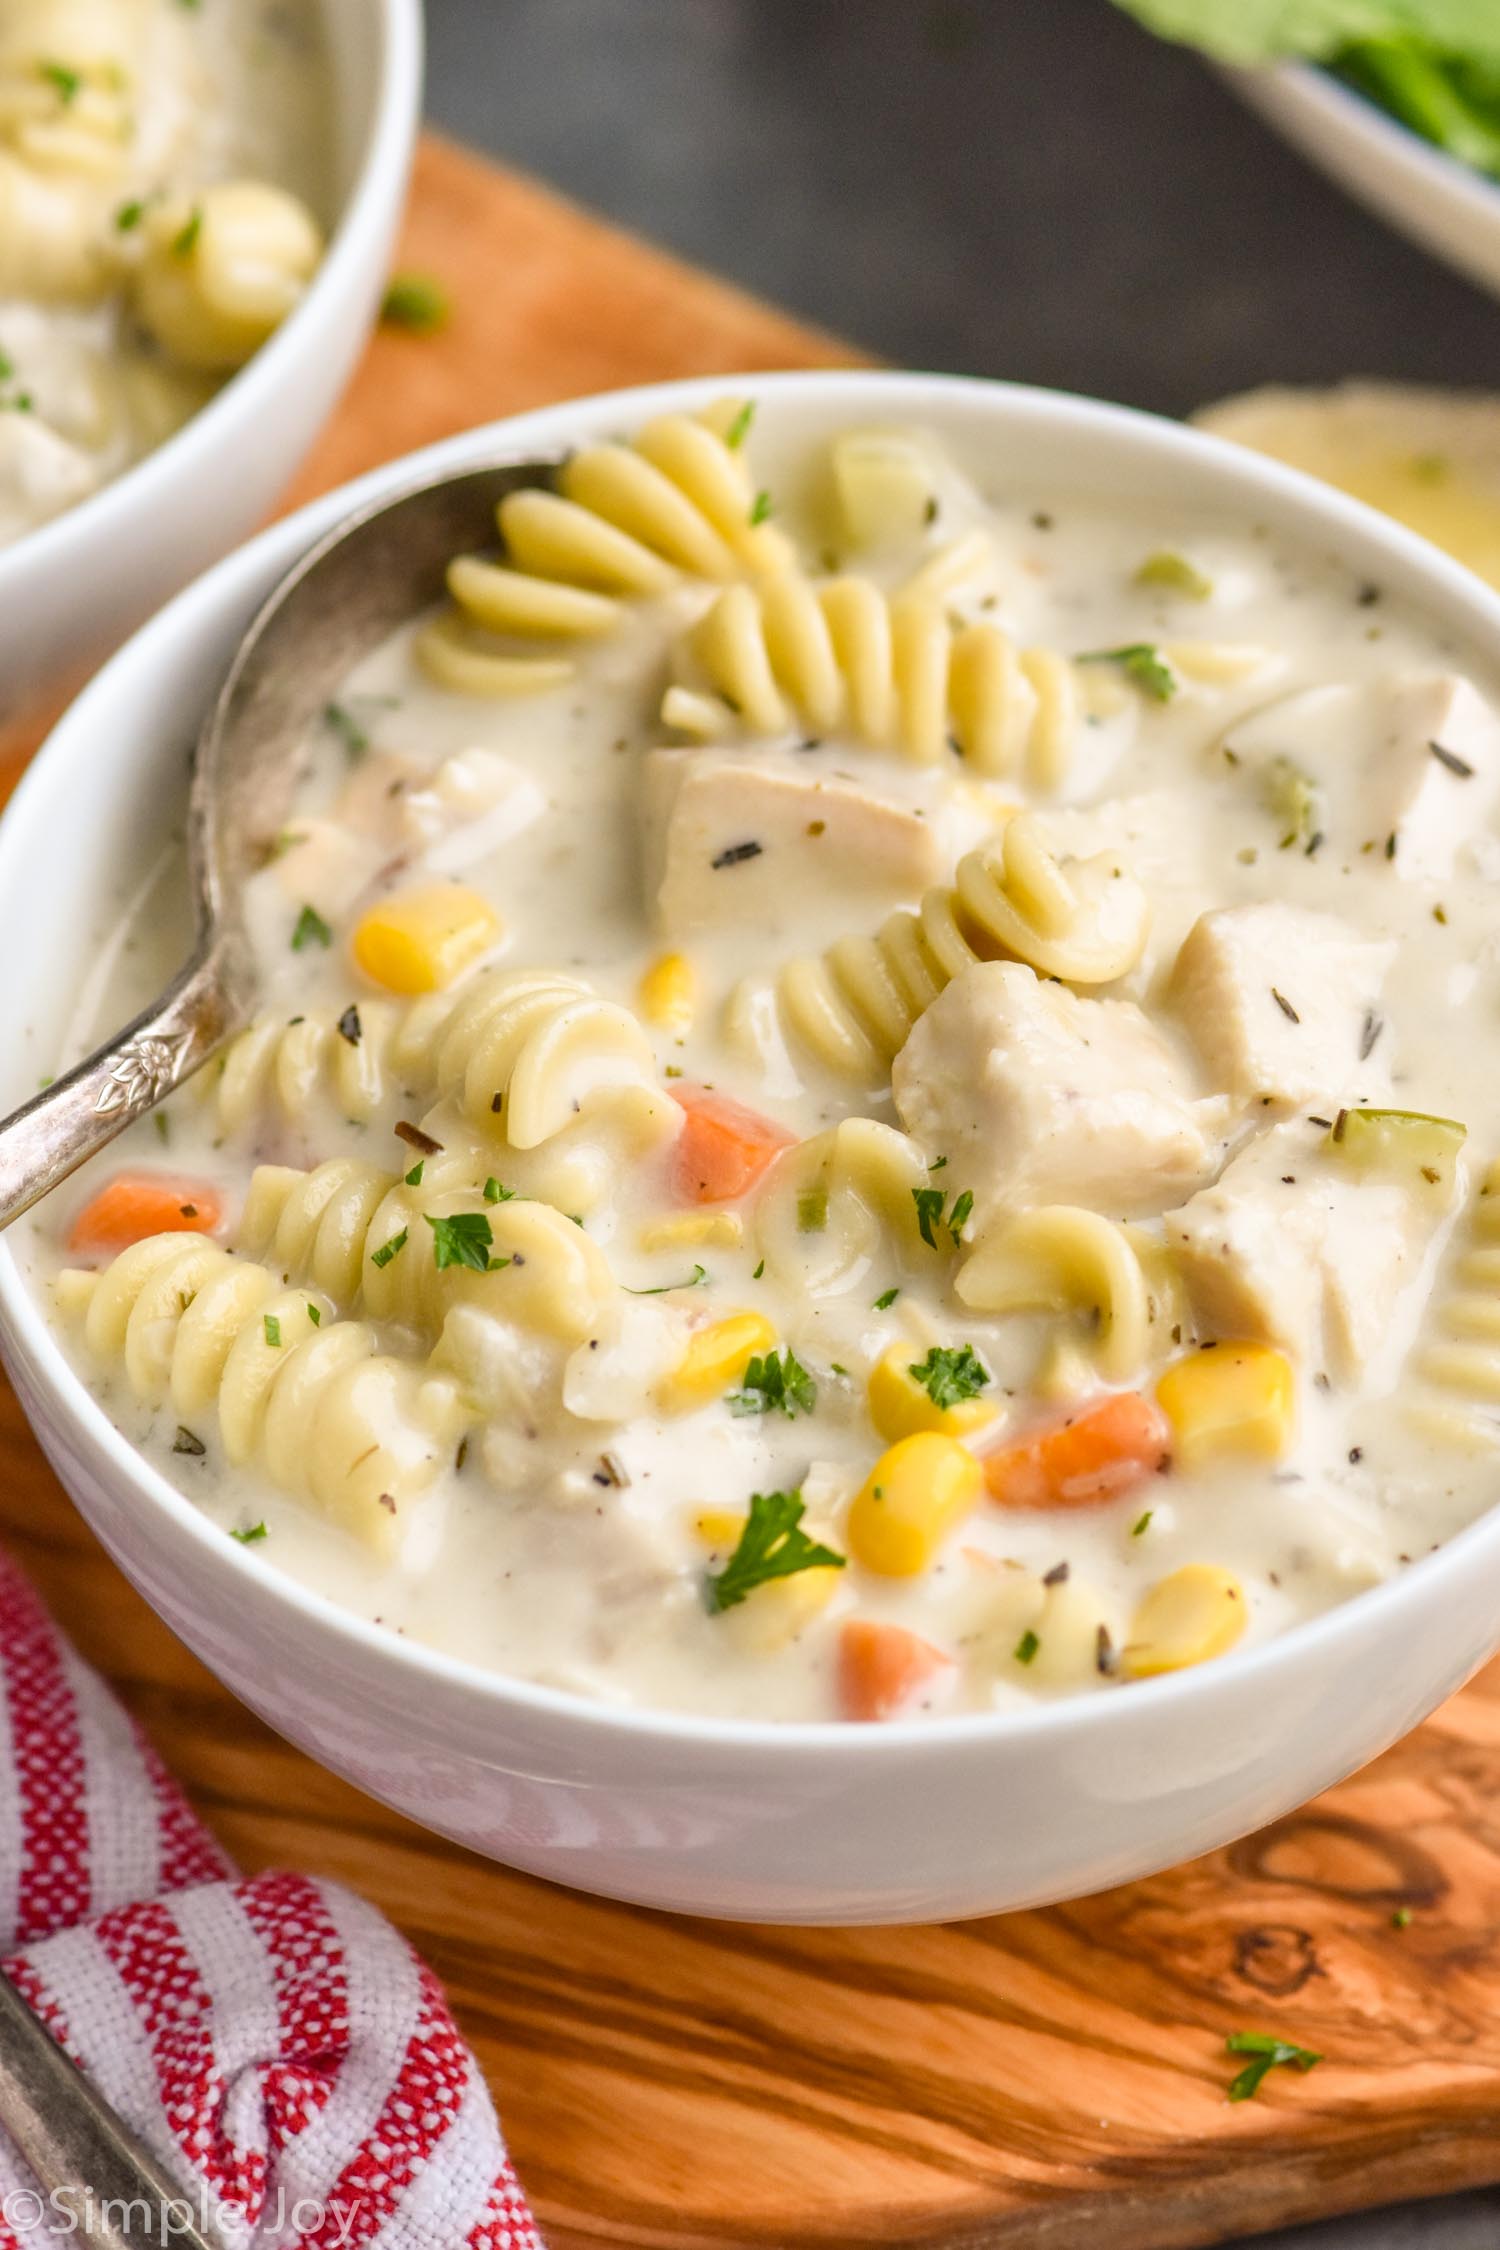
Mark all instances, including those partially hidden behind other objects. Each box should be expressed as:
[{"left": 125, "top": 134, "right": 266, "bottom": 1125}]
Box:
[
  {"left": 27, "top": 401, "right": 1500, "bottom": 1723},
  {"left": 0, "top": 0, "right": 329, "bottom": 545}
]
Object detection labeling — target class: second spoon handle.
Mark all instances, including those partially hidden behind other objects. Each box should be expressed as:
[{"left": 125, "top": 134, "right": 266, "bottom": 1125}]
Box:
[{"left": 0, "top": 948, "right": 247, "bottom": 1232}]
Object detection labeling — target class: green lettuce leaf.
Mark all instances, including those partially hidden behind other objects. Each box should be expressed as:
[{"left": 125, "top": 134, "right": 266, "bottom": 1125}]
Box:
[{"left": 1110, "top": 1, "right": 1500, "bottom": 70}]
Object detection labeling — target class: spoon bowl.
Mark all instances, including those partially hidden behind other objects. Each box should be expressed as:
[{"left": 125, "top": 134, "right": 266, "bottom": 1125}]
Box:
[{"left": 0, "top": 459, "right": 558, "bottom": 1230}]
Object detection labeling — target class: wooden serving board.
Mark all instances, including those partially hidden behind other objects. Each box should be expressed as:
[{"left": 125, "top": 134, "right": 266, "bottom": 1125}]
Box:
[{"left": 5, "top": 135, "right": 1500, "bottom": 2250}]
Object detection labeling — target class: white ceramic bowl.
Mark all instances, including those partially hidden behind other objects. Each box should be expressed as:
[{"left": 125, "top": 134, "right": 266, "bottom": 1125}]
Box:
[
  {"left": 0, "top": 0, "right": 422, "bottom": 718},
  {"left": 1232, "top": 62, "right": 1500, "bottom": 300},
  {"left": 3, "top": 370, "right": 1500, "bottom": 1927}
]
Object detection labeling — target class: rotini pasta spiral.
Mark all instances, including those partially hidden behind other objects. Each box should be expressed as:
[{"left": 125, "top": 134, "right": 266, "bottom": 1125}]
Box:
[
  {"left": 660, "top": 569, "right": 1075, "bottom": 781},
  {"left": 238, "top": 1154, "right": 619, "bottom": 1347},
  {"left": 416, "top": 403, "right": 795, "bottom": 698},
  {"left": 209, "top": 998, "right": 413, "bottom": 1135},
  {"left": 1405, "top": 1161, "right": 1500, "bottom": 1449},
  {"left": 955, "top": 1205, "right": 1155, "bottom": 1384},
  {"left": 771, "top": 815, "right": 1151, "bottom": 1082},
  {"left": 56, "top": 1235, "right": 465, "bottom": 1552},
  {"left": 756, "top": 1117, "right": 934, "bottom": 1298},
  {"left": 132, "top": 180, "right": 324, "bottom": 374}
]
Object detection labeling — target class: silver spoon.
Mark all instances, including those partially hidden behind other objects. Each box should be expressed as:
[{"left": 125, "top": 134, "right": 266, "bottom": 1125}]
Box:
[
  {"left": 0, "top": 454, "right": 561, "bottom": 2238},
  {"left": 0, "top": 455, "right": 558, "bottom": 1231}
]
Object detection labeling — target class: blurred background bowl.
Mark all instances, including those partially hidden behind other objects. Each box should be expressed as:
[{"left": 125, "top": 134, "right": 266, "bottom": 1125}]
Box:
[
  {"left": 1232, "top": 61, "right": 1500, "bottom": 304},
  {"left": 0, "top": 0, "right": 422, "bottom": 722}
]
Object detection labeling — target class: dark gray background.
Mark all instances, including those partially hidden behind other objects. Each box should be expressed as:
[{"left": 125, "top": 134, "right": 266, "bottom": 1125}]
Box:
[{"left": 422, "top": 4, "right": 1500, "bottom": 2245}]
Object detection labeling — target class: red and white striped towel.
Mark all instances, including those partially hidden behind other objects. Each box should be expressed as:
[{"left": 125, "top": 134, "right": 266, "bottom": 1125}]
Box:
[{"left": 0, "top": 1551, "right": 542, "bottom": 2248}]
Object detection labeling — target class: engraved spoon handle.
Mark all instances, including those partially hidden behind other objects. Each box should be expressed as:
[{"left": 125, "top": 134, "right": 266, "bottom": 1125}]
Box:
[
  {"left": 0, "top": 1970, "right": 222, "bottom": 2248},
  {"left": 0, "top": 948, "right": 246, "bottom": 1233}
]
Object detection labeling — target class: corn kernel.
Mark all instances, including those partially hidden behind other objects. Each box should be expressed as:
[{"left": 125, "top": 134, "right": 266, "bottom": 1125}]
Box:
[
  {"left": 1157, "top": 1343, "right": 1294, "bottom": 1468},
  {"left": 1121, "top": 1563, "right": 1247, "bottom": 1678},
  {"left": 848, "top": 1432, "right": 981, "bottom": 1577},
  {"left": 690, "top": 1507, "right": 840, "bottom": 1649},
  {"left": 639, "top": 950, "right": 697, "bottom": 1035},
  {"left": 659, "top": 1312, "right": 776, "bottom": 1414},
  {"left": 867, "top": 1345, "right": 998, "bottom": 1444},
  {"left": 352, "top": 884, "right": 501, "bottom": 995},
  {"left": 639, "top": 1210, "right": 743, "bottom": 1253}
]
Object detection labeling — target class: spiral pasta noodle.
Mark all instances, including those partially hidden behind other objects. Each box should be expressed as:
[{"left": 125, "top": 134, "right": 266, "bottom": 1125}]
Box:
[
  {"left": 772, "top": 814, "right": 1151, "bottom": 1082},
  {"left": 416, "top": 403, "right": 795, "bottom": 698},
  {"left": 209, "top": 999, "right": 413, "bottom": 1136},
  {"left": 756, "top": 1117, "right": 935, "bottom": 1298},
  {"left": 660, "top": 568, "right": 1076, "bottom": 781},
  {"left": 55, "top": 1235, "right": 465, "bottom": 1552},
  {"left": 954, "top": 1205, "right": 1155, "bottom": 1384},
  {"left": 1404, "top": 1161, "right": 1500, "bottom": 1449},
  {"left": 237, "top": 1153, "right": 619, "bottom": 1347}
]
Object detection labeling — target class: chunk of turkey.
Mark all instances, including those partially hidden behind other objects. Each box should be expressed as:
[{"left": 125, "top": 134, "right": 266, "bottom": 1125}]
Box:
[
  {"left": 1163, "top": 1118, "right": 1458, "bottom": 1382},
  {"left": 1171, "top": 902, "right": 1394, "bottom": 1110},
  {"left": 1223, "top": 672, "right": 1500, "bottom": 881},
  {"left": 892, "top": 960, "right": 1221, "bottom": 1224},
  {"left": 640, "top": 745, "right": 968, "bottom": 938}
]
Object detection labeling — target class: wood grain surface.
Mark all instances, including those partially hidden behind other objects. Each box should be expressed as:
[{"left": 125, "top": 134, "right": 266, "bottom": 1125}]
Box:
[{"left": 4, "top": 135, "right": 1500, "bottom": 2250}]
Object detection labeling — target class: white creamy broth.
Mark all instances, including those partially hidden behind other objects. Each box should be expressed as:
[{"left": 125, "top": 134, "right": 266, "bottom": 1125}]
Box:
[
  {"left": 0, "top": 0, "right": 330, "bottom": 545},
  {"left": 29, "top": 402, "right": 1500, "bottom": 1723}
]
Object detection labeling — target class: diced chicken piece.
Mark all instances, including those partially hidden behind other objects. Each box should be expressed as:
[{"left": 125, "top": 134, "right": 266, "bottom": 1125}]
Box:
[
  {"left": 402, "top": 749, "right": 546, "bottom": 873},
  {"left": 640, "top": 746, "right": 956, "bottom": 938},
  {"left": 891, "top": 960, "right": 1220, "bottom": 1223},
  {"left": 1223, "top": 673, "right": 1500, "bottom": 879},
  {"left": 1164, "top": 1119, "right": 1459, "bottom": 1381},
  {"left": 1171, "top": 903, "right": 1394, "bottom": 1109}
]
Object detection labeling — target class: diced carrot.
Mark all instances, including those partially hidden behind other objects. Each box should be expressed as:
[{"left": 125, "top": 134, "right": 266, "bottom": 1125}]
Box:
[
  {"left": 671, "top": 1084, "right": 795, "bottom": 1203},
  {"left": 983, "top": 1390, "right": 1171, "bottom": 1512},
  {"left": 66, "top": 1173, "right": 225, "bottom": 1258},
  {"left": 837, "top": 1618, "right": 953, "bottom": 1722}
]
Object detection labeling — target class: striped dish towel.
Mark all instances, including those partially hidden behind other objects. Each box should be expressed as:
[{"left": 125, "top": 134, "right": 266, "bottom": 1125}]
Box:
[{"left": 0, "top": 1550, "right": 541, "bottom": 2248}]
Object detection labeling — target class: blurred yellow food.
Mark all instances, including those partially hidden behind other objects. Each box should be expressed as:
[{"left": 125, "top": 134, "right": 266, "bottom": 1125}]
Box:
[{"left": 1194, "top": 382, "right": 1500, "bottom": 590}]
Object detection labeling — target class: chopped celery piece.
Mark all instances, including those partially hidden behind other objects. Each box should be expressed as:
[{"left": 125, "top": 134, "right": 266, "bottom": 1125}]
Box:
[
  {"left": 1136, "top": 549, "right": 1214, "bottom": 599},
  {"left": 1326, "top": 1107, "right": 1466, "bottom": 1191},
  {"left": 1261, "top": 755, "right": 1326, "bottom": 851}
]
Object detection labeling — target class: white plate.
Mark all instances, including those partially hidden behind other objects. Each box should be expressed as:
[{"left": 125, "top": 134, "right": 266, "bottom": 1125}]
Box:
[{"left": 1234, "top": 61, "right": 1500, "bottom": 299}]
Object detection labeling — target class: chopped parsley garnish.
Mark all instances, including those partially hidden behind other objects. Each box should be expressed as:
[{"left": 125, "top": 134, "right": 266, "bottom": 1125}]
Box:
[
  {"left": 231, "top": 1521, "right": 268, "bottom": 1545},
  {"left": 39, "top": 59, "right": 82, "bottom": 103},
  {"left": 1078, "top": 642, "right": 1178, "bottom": 702},
  {"left": 262, "top": 1314, "right": 282, "bottom": 1347},
  {"left": 909, "top": 1343, "right": 990, "bottom": 1409},
  {"left": 291, "top": 903, "right": 333, "bottom": 951},
  {"left": 752, "top": 1258, "right": 765, "bottom": 1279},
  {"left": 1014, "top": 1629, "right": 1040, "bottom": 1666},
  {"left": 482, "top": 1177, "right": 515, "bottom": 1203},
  {"left": 1224, "top": 2031, "right": 1322, "bottom": 2104},
  {"left": 873, "top": 1286, "right": 900, "bottom": 1310},
  {"left": 728, "top": 1348, "right": 817, "bottom": 1420},
  {"left": 426, "top": 1211, "right": 497, "bottom": 1272},
  {"left": 172, "top": 205, "right": 203, "bottom": 258},
  {"left": 724, "top": 400, "right": 756, "bottom": 449},
  {"left": 749, "top": 488, "right": 774, "bottom": 527},
  {"left": 624, "top": 1264, "right": 708, "bottom": 1294},
  {"left": 1262, "top": 755, "right": 1325, "bottom": 853},
  {"left": 307, "top": 1304, "right": 322, "bottom": 1325},
  {"left": 380, "top": 272, "right": 450, "bottom": 334},
  {"left": 1391, "top": 1906, "right": 1413, "bottom": 1930},
  {"left": 404, "top": 1159, "right": 424, "bottom": 1187},
  {"left": 370, "top": 1228, "right": 408, "bottom": 1269},
  {"left": 704, "top": 1489, "right": 845, "bottom": 1613},
  {"left": 116, "top": 198, "right": 146, "bottom": 232},
  {"left": 323, "top": 700, "right": 370, "bottom": 758},
  {"left": 912, "top": 1183, "right": 973, "bottom": 1249},
  {"left": 1131, "top": 1509, "right": 1153, "bottom": 1537}
]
